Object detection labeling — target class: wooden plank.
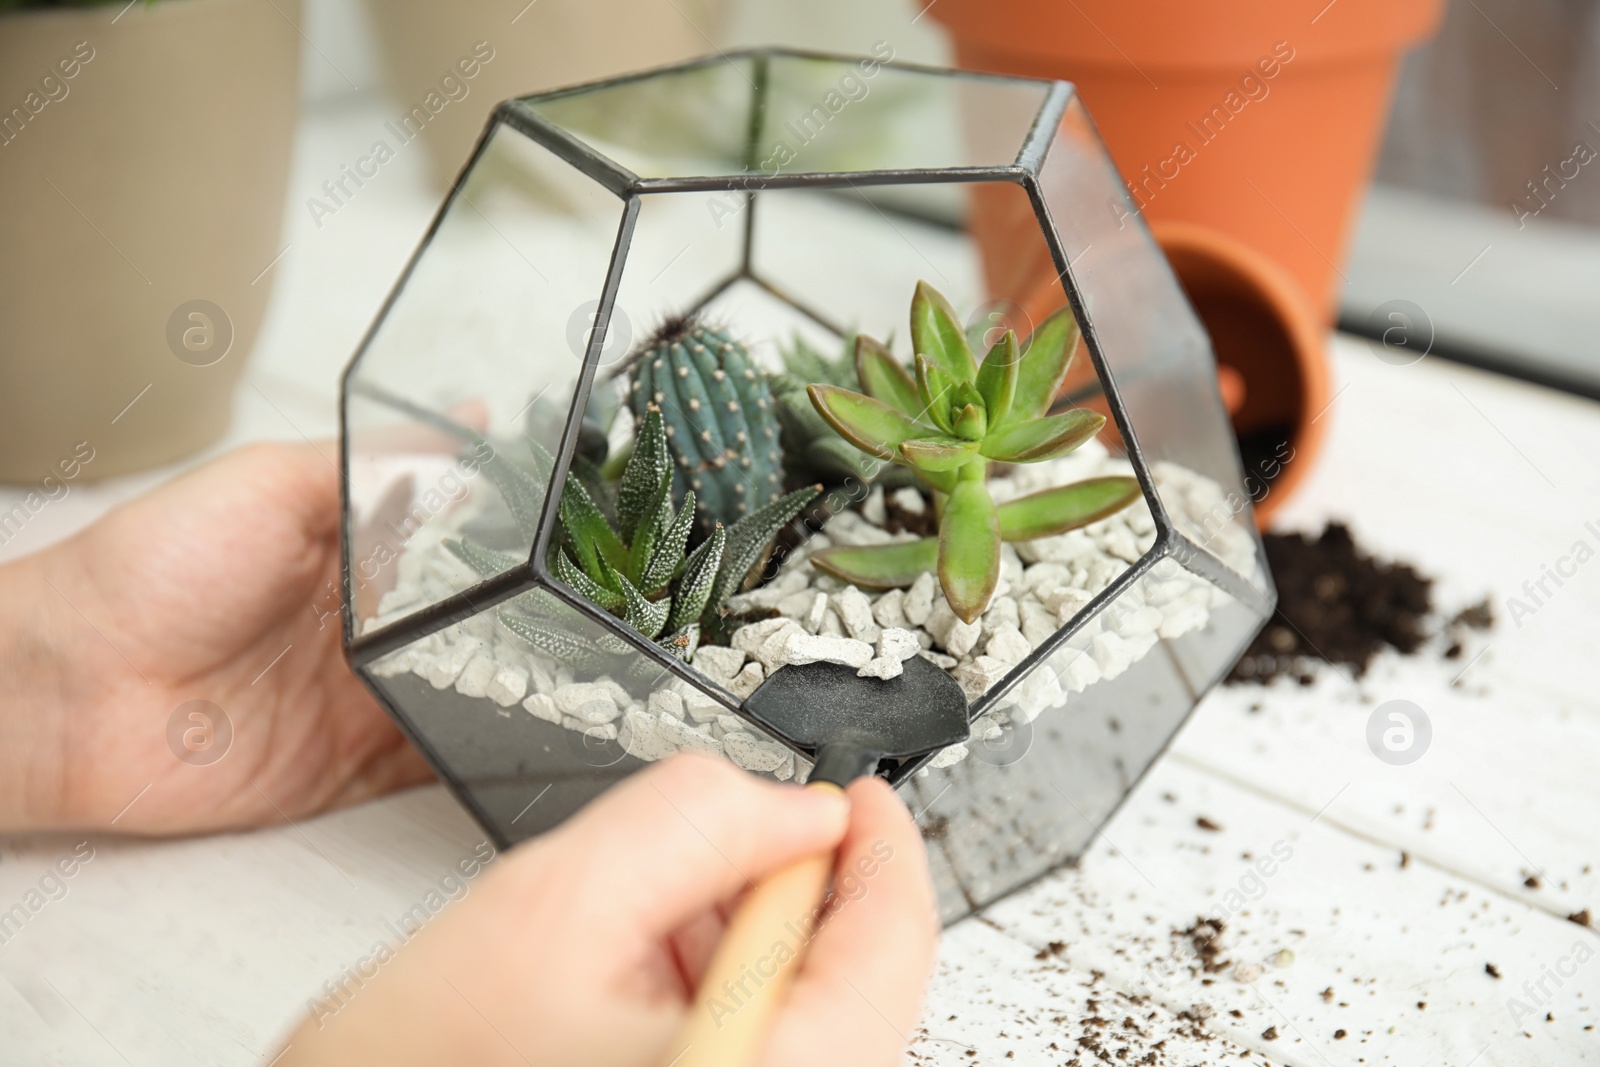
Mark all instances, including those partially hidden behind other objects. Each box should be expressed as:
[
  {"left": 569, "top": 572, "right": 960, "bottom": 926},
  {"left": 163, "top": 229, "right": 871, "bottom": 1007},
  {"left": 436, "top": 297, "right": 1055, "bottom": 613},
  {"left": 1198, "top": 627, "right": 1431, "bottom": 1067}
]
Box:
[
  {"left": 909, "top": 920, "right": 1277, "bottom": 1066},
  {"left": 975, "top": 758, "right": 1600, "bottom": 1066}
]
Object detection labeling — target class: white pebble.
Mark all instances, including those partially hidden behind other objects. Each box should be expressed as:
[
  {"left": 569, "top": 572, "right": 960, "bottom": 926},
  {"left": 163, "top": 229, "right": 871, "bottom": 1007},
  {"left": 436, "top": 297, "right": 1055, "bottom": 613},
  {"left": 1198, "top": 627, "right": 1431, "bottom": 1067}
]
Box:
[
  {"left": 1113, "top": 604, "right": 1163, "bottom": 638},
  {"left": 871, "top": 588, "right": 908, "bottom": 629},
  {"left": 755, "top": 620, "right": 807, "bottom": 670},
  {"left": 1091, "top": 631, "right": 1134, "bottom": 680},
  {"left": 1159, "top": 605, "right": 1209, "bottom": 639},
  {"left": 1056, "top": 649, "right": 1102, "bottom": 693},
  {"left": 903, "top": 572, "right": 936, "bottom": 626},
  {"left": 453, "top": 654, "right": 498, "bottom": 699},
  {"left": 554, "top": 683, "right": 621, "bottom": 724},
  {"left": 486, "top": 665, "right": 529, "bottom": 707},
  {"left": 832, "top": 586, "right": 880, "bottom": 641},
  {"left": 927, "top": 743, "right": 968, "bottom": 769},
  {"left": 522, "top": 692, "right": 562, "bottom": 724},
  {"left": 649, "top": 689, "right": 684, "bottom": 719},
  {"left": 565, "top": 717, "right": 617, "bottom": 740},
  {"left": 926, "top": 598, "right": 982, "bottom": 658},
  {"left": 776, "top": 590, "right": 817, "bottom": 620},
  {"left": 723, "top": 731, "right": 793, "bottom": 775},
  {"left": 890, "top": 486, "right": 926, "bottom": 516},
  {"left": 780, "top": 632, "right": 875, "bottom": 669},
  {"left": 657, "top": 714, "right": 721, "bottom": 756},
  {"left": 919, "top": 649, "right": 958, "bottom": 670},
  {"left": 877, "top": 627, "right": 921, "bottom": 662},
  {"left": 425, "top": 637, "right": 483, "bottom": 690},
  {"left": 693, "top": 645, "right": 746, "bottom": 682},
  {"left": 955, "top": 655, "right": 1010, "bottom": 701},
  {"left": 818, "top": 609, "right": 846, "bottom": 637},
  {"left": 985, "top": 625, "right": 1033, "bottom": 666},
  {"left": 803, "top": 592, "right": 828, "bottom": 634},
  {"left": 618, "top": 709, "right": 674, "bottom": 761},
  {"left": 857, "top": 656, "right": 903, "bottom": 680},
  {"left": 729, "top": 660, "right": 765, "bottom": 698},
  {"left": 732, "top": 616, "right": 795, "bottom": 656},
  {"left": 862, "top": 486, "right": 887, "bottom": 526},
  {"left": 982, "top": 595, "right": 1020, "bottom": 635},
  {"left": 682, "top": 690, "right": 725, "bottom": 724},
  {"left": 1020, "top": 600, "right": 1058, "bottom": 647}
]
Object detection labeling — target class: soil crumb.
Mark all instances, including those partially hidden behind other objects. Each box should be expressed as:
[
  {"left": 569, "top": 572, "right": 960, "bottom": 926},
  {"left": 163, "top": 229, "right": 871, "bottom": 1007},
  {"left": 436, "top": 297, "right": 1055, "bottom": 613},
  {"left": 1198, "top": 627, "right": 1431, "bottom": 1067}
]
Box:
[{"left": 1228, "top": 522, "right": 1488, "bottom": 683}]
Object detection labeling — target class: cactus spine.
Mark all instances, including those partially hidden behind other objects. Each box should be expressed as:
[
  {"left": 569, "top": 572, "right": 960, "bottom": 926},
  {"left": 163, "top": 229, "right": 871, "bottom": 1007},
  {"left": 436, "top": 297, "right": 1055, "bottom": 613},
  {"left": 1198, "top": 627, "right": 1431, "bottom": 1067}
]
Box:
[{"left": 628, "top": 318, "right": 783, "bottom": 537}]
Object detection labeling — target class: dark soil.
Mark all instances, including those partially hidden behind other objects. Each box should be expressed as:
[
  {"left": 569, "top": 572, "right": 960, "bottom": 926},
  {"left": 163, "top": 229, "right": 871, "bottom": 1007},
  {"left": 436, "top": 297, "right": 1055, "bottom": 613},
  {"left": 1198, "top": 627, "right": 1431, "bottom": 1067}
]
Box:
[{"left": 1227, "top": 522, "right": 1489, "bottom": 684}]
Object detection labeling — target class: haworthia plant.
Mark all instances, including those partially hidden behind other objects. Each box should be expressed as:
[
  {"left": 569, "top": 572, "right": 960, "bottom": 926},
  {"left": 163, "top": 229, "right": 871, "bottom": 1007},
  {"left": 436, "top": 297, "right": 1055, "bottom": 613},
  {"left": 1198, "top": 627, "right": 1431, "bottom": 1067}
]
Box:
[
  {"left": 446, "top": 405, "right": 818, "bottom": 665},
  {"left": 806, "top": 281, "right": 1142, "bottom": 623}
]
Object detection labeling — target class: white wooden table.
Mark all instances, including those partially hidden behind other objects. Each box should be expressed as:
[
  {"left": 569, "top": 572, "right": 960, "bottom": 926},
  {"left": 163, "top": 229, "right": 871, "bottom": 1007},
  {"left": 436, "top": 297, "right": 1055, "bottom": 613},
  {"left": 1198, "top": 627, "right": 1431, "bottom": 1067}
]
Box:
[{"left": 2, "top": 97, "right": 1597, "bottom": 1067}]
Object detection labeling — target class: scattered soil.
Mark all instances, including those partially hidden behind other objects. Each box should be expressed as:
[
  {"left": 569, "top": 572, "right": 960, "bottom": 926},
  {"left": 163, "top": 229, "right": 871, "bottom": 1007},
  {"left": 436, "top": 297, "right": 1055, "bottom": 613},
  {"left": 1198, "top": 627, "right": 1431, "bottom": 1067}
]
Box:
[
  {"left": 1228, "top": 522, "right": 1491, "bottom": 684},
  {"left": 1175, "top": 917, "right": 1230, "bottom": 974},
  {"left": 1569, "top": 909, "right": 1592, "bottom": 927}
]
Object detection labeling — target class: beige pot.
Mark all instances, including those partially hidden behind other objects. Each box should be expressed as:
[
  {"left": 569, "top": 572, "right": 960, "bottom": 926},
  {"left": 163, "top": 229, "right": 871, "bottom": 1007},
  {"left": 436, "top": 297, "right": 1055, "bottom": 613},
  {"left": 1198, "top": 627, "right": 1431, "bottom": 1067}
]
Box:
[
  {"left": 0, "top": 0, "right": 300, "bottom": 484},
  {"left": 364, "top": 0, "right": 730, "bottom": 185}
]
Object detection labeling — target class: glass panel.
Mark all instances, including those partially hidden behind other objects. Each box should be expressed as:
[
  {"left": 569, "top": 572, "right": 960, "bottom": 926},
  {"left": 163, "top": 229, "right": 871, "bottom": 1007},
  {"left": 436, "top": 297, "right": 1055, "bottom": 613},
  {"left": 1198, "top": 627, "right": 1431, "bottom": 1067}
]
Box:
[
  {"left": 1035, "top": 96, "right": 1269, "bottom": 593},
  {"left": 521, "top": 54, "right": 1051, "bottom": 180},
  {"left": 344, "top": 123, "right": 624, "bottom": 631},
  {"left": 363, "top": 583, "right": 800, "bottom": 846},
  {"left": 902, "top": 563, "right": 1263, "bottom": 922}
]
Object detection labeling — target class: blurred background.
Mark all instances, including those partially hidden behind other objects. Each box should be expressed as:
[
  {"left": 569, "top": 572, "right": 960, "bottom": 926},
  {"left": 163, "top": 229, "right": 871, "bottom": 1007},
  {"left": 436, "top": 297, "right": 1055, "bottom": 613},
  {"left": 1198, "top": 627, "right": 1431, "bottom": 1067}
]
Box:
[{"left": 1, "top": 0, "right": 1597, "bottom": 549}]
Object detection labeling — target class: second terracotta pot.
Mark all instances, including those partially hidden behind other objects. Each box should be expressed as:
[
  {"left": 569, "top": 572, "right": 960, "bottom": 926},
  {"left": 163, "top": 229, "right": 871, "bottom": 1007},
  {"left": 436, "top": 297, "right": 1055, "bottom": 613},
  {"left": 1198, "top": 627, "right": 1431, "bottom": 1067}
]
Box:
[{"left": 934, "top": 0, "right": 1443, "bottom": 324}]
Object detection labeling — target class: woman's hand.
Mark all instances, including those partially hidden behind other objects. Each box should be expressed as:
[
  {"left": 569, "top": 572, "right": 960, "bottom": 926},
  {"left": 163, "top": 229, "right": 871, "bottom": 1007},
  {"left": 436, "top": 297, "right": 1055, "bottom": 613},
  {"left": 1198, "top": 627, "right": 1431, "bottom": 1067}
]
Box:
[
  {"left": 277, "top": 753, "right": 940, "bottom": 1067},
  {"left": 0, "top": 442, "right": 431, "bottom": 833}
]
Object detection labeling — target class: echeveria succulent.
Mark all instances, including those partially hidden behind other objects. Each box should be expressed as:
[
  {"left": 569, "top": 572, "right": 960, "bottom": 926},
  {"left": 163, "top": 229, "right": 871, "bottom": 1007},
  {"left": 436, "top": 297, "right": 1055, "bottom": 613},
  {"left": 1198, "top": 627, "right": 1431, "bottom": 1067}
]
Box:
[{"left": 806, "top": 281, "right": 1141, "bottom": 623}]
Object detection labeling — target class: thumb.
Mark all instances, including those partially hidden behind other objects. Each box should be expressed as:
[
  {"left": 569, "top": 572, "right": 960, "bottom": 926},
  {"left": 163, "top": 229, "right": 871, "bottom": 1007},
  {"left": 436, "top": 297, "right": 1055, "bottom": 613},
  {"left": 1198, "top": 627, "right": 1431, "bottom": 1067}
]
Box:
[{"left": 520, "top": 754, "right": 850, "bottom": 946}]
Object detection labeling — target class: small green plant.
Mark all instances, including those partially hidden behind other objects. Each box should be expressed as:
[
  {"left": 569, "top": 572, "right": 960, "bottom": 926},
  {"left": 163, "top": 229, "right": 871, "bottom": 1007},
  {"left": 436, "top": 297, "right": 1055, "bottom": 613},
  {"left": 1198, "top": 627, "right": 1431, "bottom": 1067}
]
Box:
[
  {"left": 768, "top": 334, "right": 885, "bottom": 486},
  {"left": 807, "top": 281, "right": 1141, "bottom": 623},
  {"left": 446, "top": 406, "right": 817, "bottom": 667},
  {"left": 628, "top": 317, "right": 784, "bottom": 538}
]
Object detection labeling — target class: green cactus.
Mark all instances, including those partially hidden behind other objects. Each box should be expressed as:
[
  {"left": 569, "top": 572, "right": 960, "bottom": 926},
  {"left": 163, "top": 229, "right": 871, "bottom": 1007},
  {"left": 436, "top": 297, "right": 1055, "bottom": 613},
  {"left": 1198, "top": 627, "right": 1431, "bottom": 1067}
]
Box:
[
  {"left": 806, "top": 281, "right": 1142, "bottom": 624},
  {"left": 628, "top": 317, "right": 784, "bottom": 538}
]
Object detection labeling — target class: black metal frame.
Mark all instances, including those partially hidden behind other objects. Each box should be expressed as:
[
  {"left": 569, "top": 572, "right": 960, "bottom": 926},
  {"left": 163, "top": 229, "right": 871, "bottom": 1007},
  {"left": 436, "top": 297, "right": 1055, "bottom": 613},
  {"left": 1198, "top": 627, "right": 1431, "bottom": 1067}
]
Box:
[{"left": 338, "top": 47, "right": 1274, "bottom": 806}]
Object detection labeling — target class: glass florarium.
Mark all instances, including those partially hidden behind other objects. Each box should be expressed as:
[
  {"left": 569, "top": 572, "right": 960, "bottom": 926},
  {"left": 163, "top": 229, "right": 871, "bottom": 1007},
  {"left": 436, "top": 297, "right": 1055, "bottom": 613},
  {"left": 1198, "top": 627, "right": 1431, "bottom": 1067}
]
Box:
[{"left": 340, "top": 49, "right": 1274, "bottom": 922}]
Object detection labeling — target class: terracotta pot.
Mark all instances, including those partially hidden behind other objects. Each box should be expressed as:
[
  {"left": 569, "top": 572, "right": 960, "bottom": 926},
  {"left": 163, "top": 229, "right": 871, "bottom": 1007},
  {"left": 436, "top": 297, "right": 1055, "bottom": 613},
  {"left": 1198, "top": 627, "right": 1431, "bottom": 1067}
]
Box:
[
  {"left": 934, "top": 0, "right": 1444, "bottom": 324},
  {"left": 1150, "top": 222, "right": 1329, "bottom": 524},
  {"left": 363, "top": 0, "right": 731, "bottom": 187},
  {"left": 0, "top": 0, "right": 300, "bottom": 485}
]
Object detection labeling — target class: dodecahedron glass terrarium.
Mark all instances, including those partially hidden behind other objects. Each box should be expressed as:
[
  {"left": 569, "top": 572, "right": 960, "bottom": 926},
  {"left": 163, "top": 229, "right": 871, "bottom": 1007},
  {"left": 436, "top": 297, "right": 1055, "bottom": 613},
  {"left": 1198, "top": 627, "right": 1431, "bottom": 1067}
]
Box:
[{"left": 339, "top": 49, "right": 1275, "bottom": 923}]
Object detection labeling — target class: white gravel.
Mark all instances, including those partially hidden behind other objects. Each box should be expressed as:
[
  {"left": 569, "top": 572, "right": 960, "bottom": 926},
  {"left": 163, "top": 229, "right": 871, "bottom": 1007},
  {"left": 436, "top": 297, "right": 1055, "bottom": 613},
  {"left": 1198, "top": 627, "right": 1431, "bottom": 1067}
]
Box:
[{"left": 363, "top": 443, "right": 1259, "bottom": 779}]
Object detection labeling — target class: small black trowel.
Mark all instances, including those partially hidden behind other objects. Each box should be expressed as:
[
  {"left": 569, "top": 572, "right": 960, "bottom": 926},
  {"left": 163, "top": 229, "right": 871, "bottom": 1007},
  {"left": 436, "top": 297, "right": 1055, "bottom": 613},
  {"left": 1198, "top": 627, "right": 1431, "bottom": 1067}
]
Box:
[{"left": 667, "top": 657, "right": 970, "bottom": 1067}]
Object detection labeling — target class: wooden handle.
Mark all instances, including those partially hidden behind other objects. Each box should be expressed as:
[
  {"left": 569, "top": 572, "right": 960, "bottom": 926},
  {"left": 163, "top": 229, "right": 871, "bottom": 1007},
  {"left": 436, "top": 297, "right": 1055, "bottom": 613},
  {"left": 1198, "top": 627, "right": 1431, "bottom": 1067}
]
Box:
[{"left": 665, "top": 781, "right": 843, "bottom": 1067}]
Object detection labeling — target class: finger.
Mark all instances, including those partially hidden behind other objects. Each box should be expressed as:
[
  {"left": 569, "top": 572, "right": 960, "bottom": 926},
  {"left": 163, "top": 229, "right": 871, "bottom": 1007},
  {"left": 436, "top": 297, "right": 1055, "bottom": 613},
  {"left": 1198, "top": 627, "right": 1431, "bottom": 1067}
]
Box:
[
  {"left": 768, "top": 777, "right": 939, "bottom": 1065},
  {"left": 529, "top": 753, "right": 849, "bottom": 945},
  {"left": 665, "top": 904, "right": 730, "bottom": 995}
]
